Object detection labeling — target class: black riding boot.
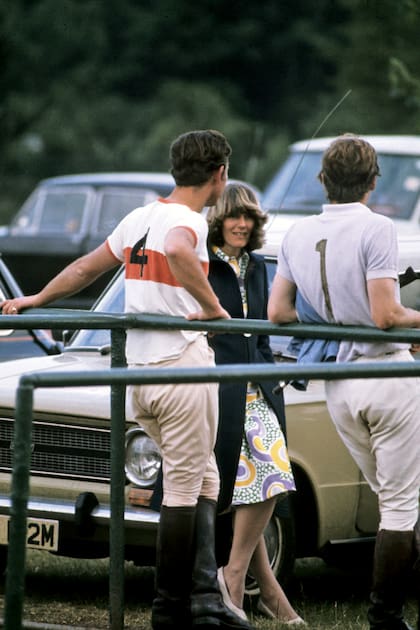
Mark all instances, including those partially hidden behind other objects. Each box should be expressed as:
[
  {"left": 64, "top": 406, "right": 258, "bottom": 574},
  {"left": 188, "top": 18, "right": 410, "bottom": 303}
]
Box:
[
  {"left": 152, "top": 505, "right": 196, "bottom": 629},
  {"left": 190, "top": 497, "right": 255, "bottom": 630},
  {"left": 368, "top": 529, "right": 415, "bottom": 630}
]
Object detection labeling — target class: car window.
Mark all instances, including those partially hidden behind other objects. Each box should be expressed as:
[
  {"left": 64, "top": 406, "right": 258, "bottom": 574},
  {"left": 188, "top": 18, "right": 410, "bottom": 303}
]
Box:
[
  {"left": 11, "top": 188, "right": 90, "bottom": 235},
  {"left": 369, "top": 155, "right": 420, "bottom": 219},
  {"left": 9, "top": 189, "right": 39, "bottom": 233},
  {"left": 95, "top": 188, "right": 160, "bottom": 236},
  {"left": 38, "top": 191, "right": 86, "bottom": 233},
  {"left": 262, "top": 152, "right": 325, "bottom": 214},
  {"left": 263, "top": 151, "right": 420, "bottom": 221}
]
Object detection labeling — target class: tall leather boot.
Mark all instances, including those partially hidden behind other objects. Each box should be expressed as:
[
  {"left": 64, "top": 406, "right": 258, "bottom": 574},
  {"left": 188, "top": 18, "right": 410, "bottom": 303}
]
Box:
[
  {"left": 152, "top": 505, "right": 196, "bottom": 629},
  {"left": 368, "top": 529, "right": 415, "bottom": 630},
  {"left": 190, "top": 497, "right": 256, "bottom": 630}
]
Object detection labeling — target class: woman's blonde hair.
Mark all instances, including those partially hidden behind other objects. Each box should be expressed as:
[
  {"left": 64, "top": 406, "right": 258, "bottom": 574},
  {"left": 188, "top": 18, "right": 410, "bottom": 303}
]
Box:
[{"left": 207, "top": 183, "right": 267, "bottom": 252}]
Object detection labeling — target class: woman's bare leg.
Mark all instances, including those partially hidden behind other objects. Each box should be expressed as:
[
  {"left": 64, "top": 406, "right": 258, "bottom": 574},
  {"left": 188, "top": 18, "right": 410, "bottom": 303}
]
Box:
[
  {"left": 222, "top": 497, "right": 302, "bottom": 622},
  {"left": 249, "top": 536, "right": 301, "bottom": 621},
  {"left": 222, "top": 499, "right": 276, "bottom": 608}
]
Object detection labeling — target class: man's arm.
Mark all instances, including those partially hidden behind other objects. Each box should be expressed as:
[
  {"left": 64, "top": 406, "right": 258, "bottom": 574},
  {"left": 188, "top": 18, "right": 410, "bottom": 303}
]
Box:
[
  {"left": 164, "top": 226, "right": 229, "bottom": 320},
  {"left": 1, "top": 243, "right": 119, "bottom": 314},
  {"left": 368, "top": 277, "right": 420, "bottom": 329},
  {"left": 267, "top": 274, "right": 298, "bottom": 324}
]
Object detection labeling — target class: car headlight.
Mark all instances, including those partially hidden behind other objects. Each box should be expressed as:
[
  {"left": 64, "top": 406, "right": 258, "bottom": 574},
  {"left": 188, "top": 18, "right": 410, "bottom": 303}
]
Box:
[{"left": 125, "top": 427, "right": 161, "bottom": 487}]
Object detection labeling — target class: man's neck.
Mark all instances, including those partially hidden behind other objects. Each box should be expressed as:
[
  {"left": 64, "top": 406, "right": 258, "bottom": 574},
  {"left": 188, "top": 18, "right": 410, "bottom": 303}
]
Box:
[
  {"left": 329, "top": 192, "right": 371, "bottom": 205},
  {"left": 165, "top": 186, "right": 208, "bottom": 213}
]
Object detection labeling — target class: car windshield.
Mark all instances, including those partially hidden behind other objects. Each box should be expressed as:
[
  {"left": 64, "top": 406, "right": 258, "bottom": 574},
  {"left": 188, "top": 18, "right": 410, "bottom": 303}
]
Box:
[
  {"left": 262, "top": 151, "right": 420, "bottom": 220},
  {"left": 94, "top": 188, "right": 160, "bottom": 237},
  {"left": 68, "top": 269, "right": 125, "bottom": 349},
  {"left": 10, "top": 187, "right": 90, "bottom": 235}
]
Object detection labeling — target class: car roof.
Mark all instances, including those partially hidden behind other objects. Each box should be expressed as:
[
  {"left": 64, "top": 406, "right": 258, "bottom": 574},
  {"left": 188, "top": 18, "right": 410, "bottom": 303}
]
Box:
[
  {"left": 290, "top": 135, "right": 420, "bottom": 155},
  {"left": 37, "top": 173, "right": 261, "bottom": 197},
  {"left": 38, "top": 172, "right": 175, "bottom": 187}
]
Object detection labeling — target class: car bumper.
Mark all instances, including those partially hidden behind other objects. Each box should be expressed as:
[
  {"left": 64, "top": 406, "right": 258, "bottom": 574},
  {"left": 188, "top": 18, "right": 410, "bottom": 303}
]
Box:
[{"left": 0, "top": 493, "right": 160, "bottom": 557}]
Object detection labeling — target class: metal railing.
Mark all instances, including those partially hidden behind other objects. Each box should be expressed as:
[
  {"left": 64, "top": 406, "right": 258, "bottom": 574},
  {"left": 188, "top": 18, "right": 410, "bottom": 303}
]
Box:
[{"left": 2, "top": 309, "right": 420, "bottom": 629}]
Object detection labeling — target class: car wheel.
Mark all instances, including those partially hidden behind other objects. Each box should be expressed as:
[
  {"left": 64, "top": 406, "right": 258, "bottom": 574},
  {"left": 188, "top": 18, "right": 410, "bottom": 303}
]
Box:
[{"left": 244, "top": 507, "right": 296, "bottom": 597}]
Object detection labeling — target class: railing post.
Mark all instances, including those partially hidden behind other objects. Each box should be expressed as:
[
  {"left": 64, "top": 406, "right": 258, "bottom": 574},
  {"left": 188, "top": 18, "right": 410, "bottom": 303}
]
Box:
[
  {"left": 4, "top": 383, "right": 34, "bottom": 630},
  {"left": 109, "top": 328, "right": 127, "bottom": 630}
]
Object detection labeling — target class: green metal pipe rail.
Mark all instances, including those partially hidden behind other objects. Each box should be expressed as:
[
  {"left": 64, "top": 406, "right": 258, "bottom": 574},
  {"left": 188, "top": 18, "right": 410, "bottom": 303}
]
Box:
[{"left": 2, "top": 310, "right": 420, "bottom": 630}]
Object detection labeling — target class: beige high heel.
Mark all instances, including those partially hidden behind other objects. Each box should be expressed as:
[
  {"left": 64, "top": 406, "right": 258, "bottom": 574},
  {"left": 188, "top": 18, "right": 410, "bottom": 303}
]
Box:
[
  {"left": 257, "top": 598, "right": 307, "bottom": 625},
  {"left": 217, "top": 567, "right": 249, "bottom": 621}
]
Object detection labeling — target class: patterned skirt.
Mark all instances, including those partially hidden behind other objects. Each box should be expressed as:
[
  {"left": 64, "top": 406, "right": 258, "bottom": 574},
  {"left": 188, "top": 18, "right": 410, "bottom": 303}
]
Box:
[{"left": 232, "top": 385, "right": 296, "bottom": 505}]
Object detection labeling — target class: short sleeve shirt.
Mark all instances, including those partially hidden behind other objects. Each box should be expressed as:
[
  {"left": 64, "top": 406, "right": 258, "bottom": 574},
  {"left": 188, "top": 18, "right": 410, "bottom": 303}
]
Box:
[
  {"left": 276, "top": 202, "right": 409, "bottom": 362},
  {"left": 107, "top": 198, "right": 209, "bottom": 364}
]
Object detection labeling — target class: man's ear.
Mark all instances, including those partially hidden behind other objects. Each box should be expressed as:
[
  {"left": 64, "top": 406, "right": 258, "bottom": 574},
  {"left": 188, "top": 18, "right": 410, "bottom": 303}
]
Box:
[
  {"left": 219, "top": 164, "right": 228, "bottom": 181},
  {"left": 370, "top": 175, "right": 377, "bottom": 191}
]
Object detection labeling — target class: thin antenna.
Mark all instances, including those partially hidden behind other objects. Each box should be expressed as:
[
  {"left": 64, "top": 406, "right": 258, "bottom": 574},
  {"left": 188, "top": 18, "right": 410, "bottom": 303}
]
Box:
[{"left": 275, "top": 89, "right": 352, "bottom": 211}]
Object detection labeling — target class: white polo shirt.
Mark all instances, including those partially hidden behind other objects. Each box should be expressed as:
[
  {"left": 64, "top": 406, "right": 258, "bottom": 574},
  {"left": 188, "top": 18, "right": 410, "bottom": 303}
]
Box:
[
  {"left": 107, "top": 198, "right": 209, "bottom": 364},
  {"left": 277, "top": 202, "right": 409, "bottom": 362}
]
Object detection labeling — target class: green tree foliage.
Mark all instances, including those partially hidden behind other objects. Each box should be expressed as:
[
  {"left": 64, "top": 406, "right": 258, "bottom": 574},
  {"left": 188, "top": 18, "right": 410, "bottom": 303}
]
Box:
[
  {"left": 0, "top": 0, "right": 419, "bottom": 221},
  {"left": 307, "top": 0, "right": 420, "bottom": 136}
]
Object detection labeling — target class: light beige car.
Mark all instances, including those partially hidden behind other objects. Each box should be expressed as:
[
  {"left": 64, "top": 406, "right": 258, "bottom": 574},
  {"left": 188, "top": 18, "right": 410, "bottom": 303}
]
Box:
[{"left": 0, "top": 233, "right": 418, "bottom": 593}]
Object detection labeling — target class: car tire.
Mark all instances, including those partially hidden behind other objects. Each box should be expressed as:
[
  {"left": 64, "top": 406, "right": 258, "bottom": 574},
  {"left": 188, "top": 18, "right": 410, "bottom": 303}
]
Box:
[{"left": 244, "top": 504, "right": 296, "bottom": 597}]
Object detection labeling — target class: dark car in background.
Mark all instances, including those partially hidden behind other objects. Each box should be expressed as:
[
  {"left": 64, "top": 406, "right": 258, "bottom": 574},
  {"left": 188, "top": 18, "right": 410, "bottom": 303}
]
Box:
[
  {"left": 0, "top": 172, "right": 175, "bottom": 308},
  {"left": 0, "top": 173, "right": 260, "bottom": 309}
]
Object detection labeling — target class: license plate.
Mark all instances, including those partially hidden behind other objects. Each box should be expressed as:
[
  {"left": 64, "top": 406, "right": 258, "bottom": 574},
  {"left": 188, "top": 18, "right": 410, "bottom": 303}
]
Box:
[{"left": 0, "top": 515, "right": 59, "bottom": 551}]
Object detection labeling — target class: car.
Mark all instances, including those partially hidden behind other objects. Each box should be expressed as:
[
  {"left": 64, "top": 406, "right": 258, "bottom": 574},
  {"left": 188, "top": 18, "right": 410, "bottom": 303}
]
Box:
[
  {"left": 260, "top": 135, "right": 420, "bottom": 308},
  {"left": 0, "top": 172, "right": 176, "bottom": 309},
  {"left": 0, "top": 174, "right": 260, "bottom": 310},
  {"left": 2, "top": 232, "right": 420, "bottom": 596}
]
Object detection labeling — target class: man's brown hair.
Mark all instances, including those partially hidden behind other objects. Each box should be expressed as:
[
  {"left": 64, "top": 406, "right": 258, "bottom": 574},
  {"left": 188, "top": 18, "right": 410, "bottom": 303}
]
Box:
[
  {"left": 170, "top": 129, "right": 232, "bottom": 186},
  {"left": 318, "top": 133, "right": 380, "bottom": 203}
]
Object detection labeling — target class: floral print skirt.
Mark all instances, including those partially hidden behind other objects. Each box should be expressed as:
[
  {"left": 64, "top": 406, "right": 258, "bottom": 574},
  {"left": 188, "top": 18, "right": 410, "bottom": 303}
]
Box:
[{"left": 232, "top": 386, "right": 296, "bottom": 505}]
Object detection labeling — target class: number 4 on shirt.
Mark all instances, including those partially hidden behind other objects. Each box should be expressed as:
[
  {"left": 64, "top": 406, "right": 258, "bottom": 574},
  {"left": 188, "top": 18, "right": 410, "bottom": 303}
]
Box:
[{"left": 130, "top": 229, "right": 149, "bottom": 277}]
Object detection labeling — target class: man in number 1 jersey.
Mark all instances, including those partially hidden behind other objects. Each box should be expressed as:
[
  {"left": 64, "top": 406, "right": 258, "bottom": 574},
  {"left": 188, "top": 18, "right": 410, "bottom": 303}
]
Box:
[{"left": 267, "top": 134, "right": 420, "bottom": 630}]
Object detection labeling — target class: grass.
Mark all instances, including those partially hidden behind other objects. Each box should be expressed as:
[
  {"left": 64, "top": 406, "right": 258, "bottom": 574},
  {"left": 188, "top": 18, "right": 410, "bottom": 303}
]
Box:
[{"left": 0, "top": 552, "right": 417, "bottom": 629}]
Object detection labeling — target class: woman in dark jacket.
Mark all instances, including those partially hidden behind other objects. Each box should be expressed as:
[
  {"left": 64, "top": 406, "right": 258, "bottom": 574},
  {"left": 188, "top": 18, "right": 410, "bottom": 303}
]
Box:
[{"left": 207, "top": 184, "right": 305, "bottom": 626}]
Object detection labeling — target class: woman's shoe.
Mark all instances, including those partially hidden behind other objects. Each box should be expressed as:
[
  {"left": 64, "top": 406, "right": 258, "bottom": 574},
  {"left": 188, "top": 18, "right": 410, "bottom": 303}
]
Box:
[
  {"left": 217, "top": 567, "right": 249, "bottom": 621},
  {"left": 257, "top": 598, "right": 307, "bottom": 626}
]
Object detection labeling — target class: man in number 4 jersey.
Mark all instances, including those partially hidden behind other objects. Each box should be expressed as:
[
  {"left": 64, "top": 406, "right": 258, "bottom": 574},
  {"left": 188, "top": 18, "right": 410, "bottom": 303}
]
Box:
[
  {"left": 268, "top": 134, "right": 420, "bottom": 630},
  {"left": 1, "top": 129, "right": 255, "bottom": 630}
]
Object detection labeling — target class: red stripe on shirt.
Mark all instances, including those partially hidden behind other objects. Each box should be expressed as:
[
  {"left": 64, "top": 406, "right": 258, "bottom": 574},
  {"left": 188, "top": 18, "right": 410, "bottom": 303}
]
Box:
[{"left": 124, "top": 247, "right": 209, "bottom": 284}]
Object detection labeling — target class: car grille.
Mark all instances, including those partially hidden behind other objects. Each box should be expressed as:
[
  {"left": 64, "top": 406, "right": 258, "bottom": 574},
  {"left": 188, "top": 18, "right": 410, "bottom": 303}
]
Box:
[{"left": 0, "top": 418, "right": 111, "bottom": 482}]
